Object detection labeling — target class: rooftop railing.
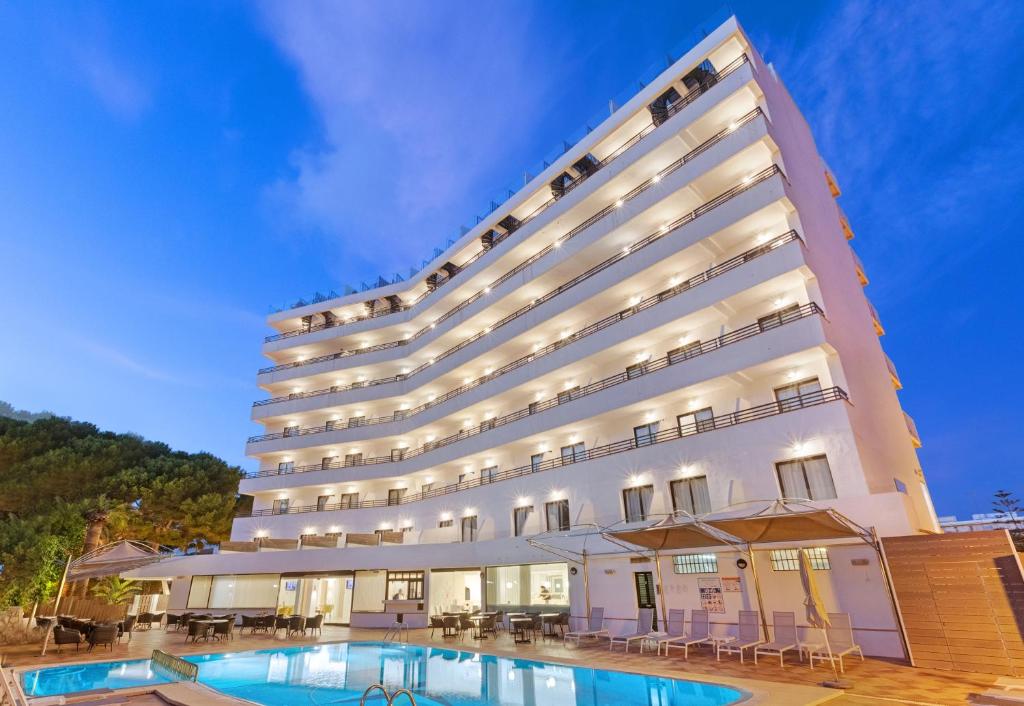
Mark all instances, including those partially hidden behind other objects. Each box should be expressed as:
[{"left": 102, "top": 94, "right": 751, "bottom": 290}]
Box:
[
  {"left": 259, "top": 157, "right": 783, "bottom": 378},
  {"left": 240, "top": 385, "right": 848, "bottom": 516},
  {"left": 253, "top": 225, "right": 798, "bottom": 415},
  {"left": 266, "top": 51, "right": 752, "bottom": 323}
]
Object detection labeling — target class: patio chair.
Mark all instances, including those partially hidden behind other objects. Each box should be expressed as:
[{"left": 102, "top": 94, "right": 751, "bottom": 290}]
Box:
[
  {"left": 287, "top": 615, "right": 306, "bottom": 638},
  {"left": 674, "top": 609, "right": 712, "bottom": 659},
  {"left": 718, "top": 610, "right": 763, "bottom": 663},
  {"left": 809, "top": 612, "right": 864, "bottom": 673},
  {"left": 257, "top": 615, "right": 276, "bottom": 633},
  {"left": 556, "top": 612, "right": 570, "bottom": 637},
  {"left": 458, "top": 615, "right": 474, "bottom": 639},
  {"left": 754, "top": 611, "right": 799, "bottom": 666},
  {"left": 213, "top": 619, "right": 234, "bottom": 641},
  {"left": 429, "top": 616, "right": 446, "bottom": 638},
  {"left": 165, "top": 614, "right": 182, "bottom": 631},
  {"left": 185, "top": 620, "right": 204, "bottom": 643},
  {"left": 88, "top": 624, "right": 118, "bottom": 651},
  {"left": 652, "top": 609, "right": 688, "bottom": 655},
  {"left": 137, "top": 612, "right": 154, "bottom": 630},
  {"left": 480, "top": 614, "right": 496, "bottom": 637},
  {"left": 493, "top": 611, "right": 505, "bottom": 632},
  {"left": 178, "top": 612, "right": 194, "bottom": 631},
  {"left": 609, "top": 608, "right": 655, "bottom": 652},
  {"left": 150, "top": 612, "right": 165, "bottom": 628},
  {"left": 240, "top": 615, "right": 257, "bottom": 634},
  {"left": 306, "top": 613, "right": 324, "bottom": 636},
  {"left": 52, "top": 625, "right": 83, "bottom": 652},
  {"left": 563, "top": 607, "right": 609, "bottom": 645},
  {"left": 118, "top": 614, "right": 136, "bottom": 643}
]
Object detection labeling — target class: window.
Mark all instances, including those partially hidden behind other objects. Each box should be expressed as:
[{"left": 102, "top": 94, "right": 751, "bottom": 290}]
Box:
[
  {"left": 894, "top": 478, "right": 908, "bottom": 494},
  {"left": 325, "top": 419, "right": 338, "bottom": 432},
  {"left": 480, "top": 466, "right": 498, "bottom": 484},
  {"left": 633, "top": 422, "right": 660, "bottom": 447},
  {"left": 670, "top": 476, "right": 711, "bottom": 515},
  {"left": 272, "top": 499, "right": 289, "bottom": 515},
  {"left": 277, "top": 461, "right": 294, "bottom": 474},
  {"left": 300, "top": 532, "right": 317, "bottom": 542},
  {"left": 626, "top": 362, "right": 646, "bottom": 380},
  {"left": 557, "top": 386, "right": 580, "bottom": 404},
  {"left": 776, "top": 455, "right": 837, "bottom": 500},
  {"left": 392, "top": 409, "right": 406, "bottom": 421},
  {"left": 387, "top": 488, "right": 407, "bottom": 506},
  {"left": 623, "top": 485, "right": 654, "bottom": 522},
  {"left": 283, "top": 425, "right": 299, "bottom": 437},
  {"left": 769, "top": 548, "right": 831, "bottom": 571},
  {"left": 386, "top": 570, "right": 424, "bottom": 600},
  {"left": 677, "top": 408, "right": 714, "bottom": 435},
  {"left": 774, "top": 377, "right": 822, "bottom": 411},
  {"left": 438, "top": 519, "right": 453, "bottom": 528},
  {"left": 421, "top": 481, "right": 435, "bottom": 495},
  {"left": 513, "top": 506, "right": 533, "bottom": 537},
  {"left": 320, "top": 456, "right": 337, "bottom": 470},
  {"left": 672, "top": 553, "right": 719, "bottom": 574},
  {"left": 188, "top": 574, "right": 280, "bottom": 609},
  {"left": 758, "top": 303, "right": 800, "bottom": 331},
  {"left": 545, "top": 500, "right": 570, "bottom": 531},
  {"left": 668, "top": 341, "right": 702, "bottom": 364},
  {"left": 458, "top": 471, "right": 473, "bottom": 484},
  {"left": 461, "top": 515, "right": 478, "bottom": 542},
  {"left": 486, "top": 563, "right": 569, "bottom": 610},
  {"left": 530, "top": 453, "right": 545, "bottom": 472},
  {"left": 560, "top": 442, "right": 585, "bottom": 464},
  {"left": 316, "top": 494, "right": 333, "bottom": 511},
  {"left": 479, "top": 418, "right": 496, "bottom": 432},
  {"left": 347, "top": 416, "right": 365, "bottom": 428},
  {"left": 391, "top": 448, "right": 406, "bottom": 461},
  {"left": 339, "top": 493, "right": 359, "bottom": 509},
  {"left": 528, "top": 401, "right": 539, "bottom": 415},
  {"left": 344, "top": 452, "right": 363, "bottom": 466}
]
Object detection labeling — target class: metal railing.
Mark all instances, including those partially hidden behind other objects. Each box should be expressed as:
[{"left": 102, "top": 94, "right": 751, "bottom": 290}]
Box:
[
  {"left": 258, "top": 159, "right": 784, "bottom": 383},
  {"left": 264, "top": 55, "right": 754, "bottom": 342},
  {"left": 249, "top": 231, "right": 803, "bottom": 445},
  {"left": 241, "top": 386, "right": 848, "bottom": 517}
]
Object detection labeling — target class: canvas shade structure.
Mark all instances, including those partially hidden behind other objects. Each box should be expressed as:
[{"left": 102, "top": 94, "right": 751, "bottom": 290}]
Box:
[{"left": 66, "top": 540, "right": 171, "bottom": 582}]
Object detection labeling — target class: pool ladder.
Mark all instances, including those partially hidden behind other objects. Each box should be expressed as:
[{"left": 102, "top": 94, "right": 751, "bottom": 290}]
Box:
[{"left": 359, "top": 684, "right": 417, "bottom": 705}]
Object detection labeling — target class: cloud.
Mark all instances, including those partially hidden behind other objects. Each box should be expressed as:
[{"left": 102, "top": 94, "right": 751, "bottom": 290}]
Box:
[
  {"left": 71, "top": 41, "right": 151, "bottom": 120},
  {"left": 68, "top": 334, "right": 180, "bottom": 384},
  {"left": 257, "top": 0, "right": 551, "bottom": 273}
]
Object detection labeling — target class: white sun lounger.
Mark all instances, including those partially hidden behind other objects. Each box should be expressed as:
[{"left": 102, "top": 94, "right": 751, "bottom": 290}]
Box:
[
  {"left": 652, "top": 609, "right": 688, "bottom": 655},
  {"left": 672, "top": 608, "right": 714, "bottom": 659},
  {"left": 718, "top": 610, "right": 764, "bottom": 663},
  {"left": 609, "top": 608, "right": 655, "bottom": 652},
  {"left": 809, "top": 612, "right": 864, "bottom": 673},
  {"left": 563, "top": 607, "right": 609, "bottom": 645},
  {"left": 754, "top": 611, "right": 799, "bottom": 666}
]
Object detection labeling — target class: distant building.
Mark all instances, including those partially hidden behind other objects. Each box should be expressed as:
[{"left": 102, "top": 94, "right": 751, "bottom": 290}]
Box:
[{"left": 939, "top": 513, "right": 1024, "bottom": 533}]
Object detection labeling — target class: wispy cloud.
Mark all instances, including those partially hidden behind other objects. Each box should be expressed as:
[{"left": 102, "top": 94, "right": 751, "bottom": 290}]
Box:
[
  {"left": 68, "top": 334, "right": 179, "bottom": 384},
  {"left": 257, "top": 0, "right": 550, "bottom": 272},
  {"left": 69, "top": 39, "right": 151, "bottom": 120}
]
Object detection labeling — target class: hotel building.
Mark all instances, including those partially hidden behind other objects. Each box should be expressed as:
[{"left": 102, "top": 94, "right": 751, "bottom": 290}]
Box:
[{"left": 129, "top": 16, "right": 938, "bottom": 657}]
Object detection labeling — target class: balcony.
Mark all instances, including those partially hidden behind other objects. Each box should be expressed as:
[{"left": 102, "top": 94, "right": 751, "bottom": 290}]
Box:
[
  {"left": 904, "top": 411, "right": 921, "bottom": 448},
  {"left": 263, "top": 56, "right": 755, "bottom": 345},
  {"left": 868, "top": 300, "right": 885, "bottom": 336},
  {"left": 851, "top": 247, "right": 868, "bottom": 286},
  {"left": 238, "top": 386, "right": 849, "bottom": 518},
  {"left": 824, "top": 167, "right": 841, "bottom": 197},
  {"left": 838, "top": 206, "right": 854, "bottom": 241},
  {"left": 885, "top": 353, "right": 902, "bottom": 390}
]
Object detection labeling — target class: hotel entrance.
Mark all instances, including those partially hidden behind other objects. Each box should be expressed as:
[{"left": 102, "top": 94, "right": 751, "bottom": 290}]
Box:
[{"left": 277, "top": 572, "right": 354, "bottom": 625}]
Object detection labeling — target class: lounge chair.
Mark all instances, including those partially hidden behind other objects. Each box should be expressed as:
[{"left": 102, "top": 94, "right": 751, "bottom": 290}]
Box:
[
  {"left": 213, "top": 618, "right": 234, "bottom": 641},
  {"left": 718, "top": 610, "right": 763, "bottom": 663},
  {"left": 609, "top": 607, "right": 655, "bottom": 652},
  {"left": 165, "top": 614, "right": 181, "bottom": 631},
  {"left": 88, "top": 624, "right": 118, "bottom": 651},
  {"left": 240, "top": 615, "right": 257, "bottom": 634},
  {"left": 754, "top": 611, "right": 798, "bottom": 666},
  {"left": 306, "top": 613, "right": 324, "bottom": 636},
  {"left": 651, "top": 609, "right": 688, "bottom": 655},
  {"left": 52, "top": 625, "right": 83, "bottom": 653},
  {"left": 809, "top": 612, "right": 864, "bottom": 673},
  {"left": 287, "top": 615, "right": 306, "bottom": 637},
  {"left": 674, "top": 609, "right": 712, "bottom": 659},
  {"left": 118, "top": 614, "right": 136, "bottom": 643},
  {"left": 563, "top": 607, "right": 609, "bottom": 645}
]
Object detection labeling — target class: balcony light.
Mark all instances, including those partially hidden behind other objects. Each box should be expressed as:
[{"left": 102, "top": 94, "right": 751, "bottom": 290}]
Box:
[
  {"left": 485, "top": 411, "right": 495, "bottom": 419},
  {"left": 688, "top": 399, "right": 703, "bottom": 410},
  {"left": 791, "top": 440, "right": 808, "bottom": 455},
  {"left": 403, "top": 333, "right": 412, "bottom": 340},
  {"left": 515, "top": 496, "right": 531, "bottom": 508},
  {"left": 347, "top": 485, "right": 357, "bottom": 493},
  {"left": 282, "top": 456, "right": 293, "bottom": 462},
  {"left": 484, "top": 286, "right": 492, "bottom": 294},
  {"left": 553, "top": 240, "right": 561, "bottom": 248},
  {"left": 786, "top": 369, "right": 801, "bottom": 381},
  {"left": 424, "top": 476, "right": 433, "bottom": 483},
  {"left": 429, "top": 358, "right": 436, "bottom": 365},
  {"left": 533, "top": 342, "right": 542, "bottom": 351},
  {"left": 323, "top": 488, "right": 334, "bottom": 494},
  {"left": 401, "top": 367, "right": 410, "bottom": 375},
  {"left": 629, "top": 295, "right": 642, "bottom": 307},
  {"left": 464, "top": 508, "right": 477, "bottom": 517},
  {"left": 627, "top": 474, "right": 646, "bottom": 488},
  {"left": 622, "top": 246, "right": 630, "bottom": 254},
  {"left": 756, "top": 232, "right": 771, "bottom": 244},
  {"left": 742, "top": 174, "right": 754, "bottom": 184},
  {"left": 644, "top": 411, "right": 657, "bottom": 423},
  {"left": 348, "top": 448, "right": 359, "bottom": 454},
  {"left": 354, "top": 409, "right": 364, "bottom": 416},
  {"left": 564, "top": 380, "right": 575, "bottom": 389},
  {"left": 291, "top": 387, "right": 301, "bottom": 394},
  {"left": 463, "top": 419, "right": 473, "bottom": 428},
  {"left": 669, "top": 275, "right": 681, "bottom": 287},
  {"left": 482, "top": 326, "right": 492, "bottom": 334},
  {"left": 463, "top": 377, "right": 473, "bottom": 385},
  {"left": 334, "top": 380, "right": 343, "bottom": 386},
  {"left": 614, "top": 199, "right": 624, "bottom": 208},
  {"left": 727, "top": 121, "right": 739, "bottom": 132},
  {"left": 277, "top": 493, "right": 288, "bottom": 500},
  {"left": 255, "top": 530, "right": 269, "bottom": 538},
  {"left": 635, "top": 351, "right": 651, "bottom": 362},
  {"left": 296, "top": 355, "right": 306, "bottom": 362},
  {"left": 484, "top": 458, "right": 494, "bottom": 465},
  {"left": 569, "top": 433, "right": 579, "bottom": 443},
  {"left": 431, "top": 322, "right": 437, "bottom": 329},
  {"left": 359, "top": 340, "right": 369, "bottom": 348},
  {"left": 484, "top": 367, "right": 493, "bottom": 375},
  {"left": 400, "top": 403, "right": 410, "bottom": 410},
  {"left": 328, "top": 526, "right": 340, "bottom": 533},
  {"left": 549, "top": 489, "right": 567, "bottom": 501},
  {"left": 304, "top": 527, "right": 316, "bottom": 535},
  {"left": 660, "top": 224, "right": 669, "bottom": 233},
  {"left": 440, "top": 512, "right": 453, "bottom": 521},
  {"left": 773, "top": 297, "right": 788, "bottom": 308},
  {"left": 535, "top": 391, "right": 546, "bottom": 400},
  {"left": 357, "top": 375, "right": 366, "bottom": 382},
  {"left": 560, "top": 329, "right": 570, "bottom": 339},
  {"left": 652, "top": 174, "right": 661, "bottom": 183},
  {"left": 678, "top": 334, "right": 691, "bottom": 344}
]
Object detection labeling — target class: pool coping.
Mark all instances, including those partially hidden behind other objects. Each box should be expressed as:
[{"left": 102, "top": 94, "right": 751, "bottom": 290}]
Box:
[{"left": 15, "top": 638, "right": 843, "bottom": 706}]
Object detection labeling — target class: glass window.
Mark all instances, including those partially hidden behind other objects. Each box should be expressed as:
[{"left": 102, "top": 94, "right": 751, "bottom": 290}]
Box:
[
  {"left": 339, "top": 492, "right": 359, "bottom": 509},
  {"left": 187, "top": 576, "right": 212, "bottom": 608},
  {"left": 277, "top": 461, "right": 294, "bottom": 474},
  {"left": 438, "top": 519, "right": 453, "bottom": 528},
  {"left": 387, "top": 488, "right": 406, "bottom": 506},
  {"left": 325, "top": 420, "right": 338, "bottom": 432},
  {"left": 347, "top": 416, "right": 365, "bottom": 428},
  {"left": 480, "top": 466, "right": 498, "bottom": 484},
  {"left": 272, "top": 499, "right": 289, "bottom": 515},
  {"left": 557, "top": 386, "right": 580, "bottom": 404},
  {"left": 758, "top": 303, "right": 800, "bottom": 331},
  {"left": 485, "top": 562, "right": 569, "bottom": 612},
  {"left": 670, "top": 476, "right": 711, "bottom": 515},
  {"left": 479, "top": 418, "right": 496, "bottom": 432},
  {"left": 668, "top": 341, "right": 702, "bottom": 364},
  {"left": 633, "top": 422, "right": 660, "bottom": 447},
  {"left": 513, "top": 506, "right": 533, "bottom": 537},
  {"left": 283, "top": 425, "right": 299, "bottom": 437},
  {"left": 352, "top": 570, "right": 387, "bottom": 613},
  {"left": 530, "top": 453, "right": 545, "bottom": 472},
  {"left": 560, "top": 442, "right": 585, "bottom": 464},
  {"left": 769, "top": 548, "right": 830, "bottom": 571},
  {"left": 461, "top": 515, "right": 478, "bottom": 542},
  {"left": 677, "top": 407, "right": 714, "bottom": 435},
  {"left": 774, "top": 377, "right": 822, "bottom": 411},
  {"left": 672, "top": 554, "right": 718, "bottom": 574},
  {"left": 344, "top": 452, "right": 363, "bottom": 466},
  {"left": 421, "top": 481, "right": 435, "bottom": 495},
  {"left": 623, "top": 485, "right": 654, "bottom": 522},
  {"left": 391, "top": 448, "right": 406, "bottom": 461},
  {"left": 316, "top": 494, "right": 333, "bottom": 511},
  {"left": 776, "top": 455, "right": 837, "bottom": 500},
  {"left": 386, "top": 571, "right": 424, "bottom": 600},
  {"left": 320, "top": 456, "right": 337, "bottom": 470},
  {"left": 195, "top": 574, "right": 280, "bottom": 609},
  {"left": 392, "top": 409, "right": 406, "bottom": 421},
  {"left": 626, "top": 363, "right": 645, "bottom": 380},
  {"left": 528, "top": 401, "right": 539, "bottom": 415},
  {"left": 545, "top": 500, "right": 570, "bottom": 532}
]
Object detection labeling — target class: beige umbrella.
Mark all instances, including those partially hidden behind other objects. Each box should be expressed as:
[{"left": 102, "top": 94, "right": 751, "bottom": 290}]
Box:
[{"left": 800, "top": 548, "right": 846, "bottom": 688}]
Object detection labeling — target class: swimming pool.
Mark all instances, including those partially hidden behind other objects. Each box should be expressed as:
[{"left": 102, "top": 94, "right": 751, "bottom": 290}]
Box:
[{"left": 22, "top": 641, "right": 745, "bottom": 705}]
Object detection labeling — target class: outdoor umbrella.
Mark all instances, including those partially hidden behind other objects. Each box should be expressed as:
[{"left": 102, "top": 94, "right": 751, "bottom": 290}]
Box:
[{"left": 800, "top": 548, "right": 847, "bottom": 688}]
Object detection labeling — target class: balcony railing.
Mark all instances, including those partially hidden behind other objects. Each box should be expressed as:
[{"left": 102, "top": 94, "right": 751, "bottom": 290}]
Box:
[
  {"left": 259, "top": 159, "right": 785, "bottom": 380},
  {"left": 904, "top": 411, "right": 921, "bottom": 448},
  {"left": 240, "top": 386, "right": 849, "bottom": 517},
  {"left": 851, "top": 247, "right": 868, "bottom": 286},
  {"left": 266, "top": 54, "right": 754, "bottom": 327},
  {"left": 252, "top": 228, "right": 800, "bottom": 422},
  {"left": 868, "top": 300, "right": 885, "bottom": 336},
  {"left": 248, "top": 298, "right": 820, "bottom": 457},
  {"left": 885, "top": 353, "right": 902, "bottom": 390}
]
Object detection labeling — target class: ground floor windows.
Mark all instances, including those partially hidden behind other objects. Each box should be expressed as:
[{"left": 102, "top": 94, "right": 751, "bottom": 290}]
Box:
[
  {"left": 485, "top": 562, "right": 569, "bottom": 613},
  {"left": 386, "top": 571, "right": 424, "bottom": 600},
  {"left": 428, "top": 569, "right": 481, "bottom": 615},
  {"left": 352, "top": 570, "right": 387, "bottom": 613},
  {"left": 776, "top": 455, "right": 837, "bottom": 500},
  {"left": 769, "top": 547, "right": 831, "bottom": 571},
  {"left": 187, "top": 573, "right": 280, "bottom": 609},
  {"left": 670, "top": 476, "right": 711, "bottom": 515},
  {"left": 461, "top": 515, "right": 478, "bottom": 542},
  {"left": 672, "top": 553, "right": 718, "bottom": 574},
  {"left": 544, "top": 500, "right": 569, "bottom": 531},
  {"left": 513, "top": 505, "right": 533, "bottom": 536},
  {"left": 279, "top": 574, "right": 353, "bottom": 624},
  {"left": 623, "top": 484, "right": 654, "bottom": 522}
]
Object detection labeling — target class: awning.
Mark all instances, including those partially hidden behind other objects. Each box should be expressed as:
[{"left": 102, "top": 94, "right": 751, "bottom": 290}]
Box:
[
  {"left": 603, "top": 515, "right": 738, "bottom": 550},
  {"left": 67, "top": 540, "right": 171, "bottom": 582},
  {"left": 700, "top": 502, "right": 871, "bottom": 544}
]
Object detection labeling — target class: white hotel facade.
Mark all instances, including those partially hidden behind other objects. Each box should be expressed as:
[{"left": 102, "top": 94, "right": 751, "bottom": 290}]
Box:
[{"left": 132, "top": 17, "right": 938, "bottom": 656}]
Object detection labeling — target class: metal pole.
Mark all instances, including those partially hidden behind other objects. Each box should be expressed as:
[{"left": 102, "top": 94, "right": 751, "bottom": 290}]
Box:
[
  {"left": 746, "top": 543, "right": 770, "bottom": 642},
  {"left": 582, "top": 550, "right": 591, "bottom": 617},
  {"left": 653, "top": 550, "right": 668, "bottom": 631},
  {"left": 40, "top": 553, "right": 73, "bottom": 656}
]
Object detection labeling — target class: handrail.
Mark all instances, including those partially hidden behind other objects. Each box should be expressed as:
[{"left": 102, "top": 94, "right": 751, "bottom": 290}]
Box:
[
  {"left": 258, "top": 158, "right": 784, "bottom": 384},
  {"left": 151, "top": 649, "right": 199, "bottom": 682},
  {"left": 360, "top": 684, "right": 417, "bottom": 705},
  {"left": 248, "top": 292, "right": 816, "bottom": 453},
  {"left": 269, "top": 54, "right": 753, "bottom": 324},
  {"left": 241, "top": 386, "right": 848, "bottom": 516}
]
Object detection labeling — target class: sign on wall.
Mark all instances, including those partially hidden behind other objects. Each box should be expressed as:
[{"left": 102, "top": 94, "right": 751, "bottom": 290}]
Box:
[{"left": 697, "top": 577, "right": 725, "bottom": 613}]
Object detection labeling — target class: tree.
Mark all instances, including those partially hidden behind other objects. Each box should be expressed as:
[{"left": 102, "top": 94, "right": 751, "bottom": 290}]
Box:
[
  {"left": 993, "top": 490, "right": 1024, "bottom": 551},
  {"left": 90, "top": 576, "right": 142, "bottom": 606}
]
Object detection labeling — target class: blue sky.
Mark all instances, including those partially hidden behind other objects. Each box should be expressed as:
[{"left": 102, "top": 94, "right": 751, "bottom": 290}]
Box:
[{"left": 0, "top": 1, "right": 1021, "bottom": 518}]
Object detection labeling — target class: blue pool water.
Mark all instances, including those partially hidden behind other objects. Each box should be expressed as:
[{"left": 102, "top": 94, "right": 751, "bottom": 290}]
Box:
[{"left": 23, "top": 641, "right": 744, "bottom": 705}]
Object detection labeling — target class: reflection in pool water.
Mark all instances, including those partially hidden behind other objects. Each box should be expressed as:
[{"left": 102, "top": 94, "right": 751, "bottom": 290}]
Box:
[{"left": 24, "top": 641, "right": 744, "bottom": 705}]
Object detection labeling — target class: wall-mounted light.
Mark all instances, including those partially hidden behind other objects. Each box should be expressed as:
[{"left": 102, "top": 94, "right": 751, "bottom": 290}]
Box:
[
  {"left": 614, "top": 199, "right": 624, "bottom": 208},
  {"left": 652, "top": 174, "right": 662, "bottom": 183}
]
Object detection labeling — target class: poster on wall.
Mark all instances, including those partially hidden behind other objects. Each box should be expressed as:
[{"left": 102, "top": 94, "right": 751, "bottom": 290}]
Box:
[
  {"left": 721, "top": 576, "right": 742, "bottom": 593},
  {"left": 697, "top": 578, "right": 725, "bottom": 613}
]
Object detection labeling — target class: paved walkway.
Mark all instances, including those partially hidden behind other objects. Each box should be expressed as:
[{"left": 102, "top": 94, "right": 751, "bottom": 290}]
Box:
[{"left": 1, "top": 625, "right": 999, "bottom": 705}]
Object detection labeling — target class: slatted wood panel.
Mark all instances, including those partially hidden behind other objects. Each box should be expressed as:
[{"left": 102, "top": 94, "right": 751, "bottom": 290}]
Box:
[{"left": 882, "top": 531, "right": 1024, "bottom": 676}]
